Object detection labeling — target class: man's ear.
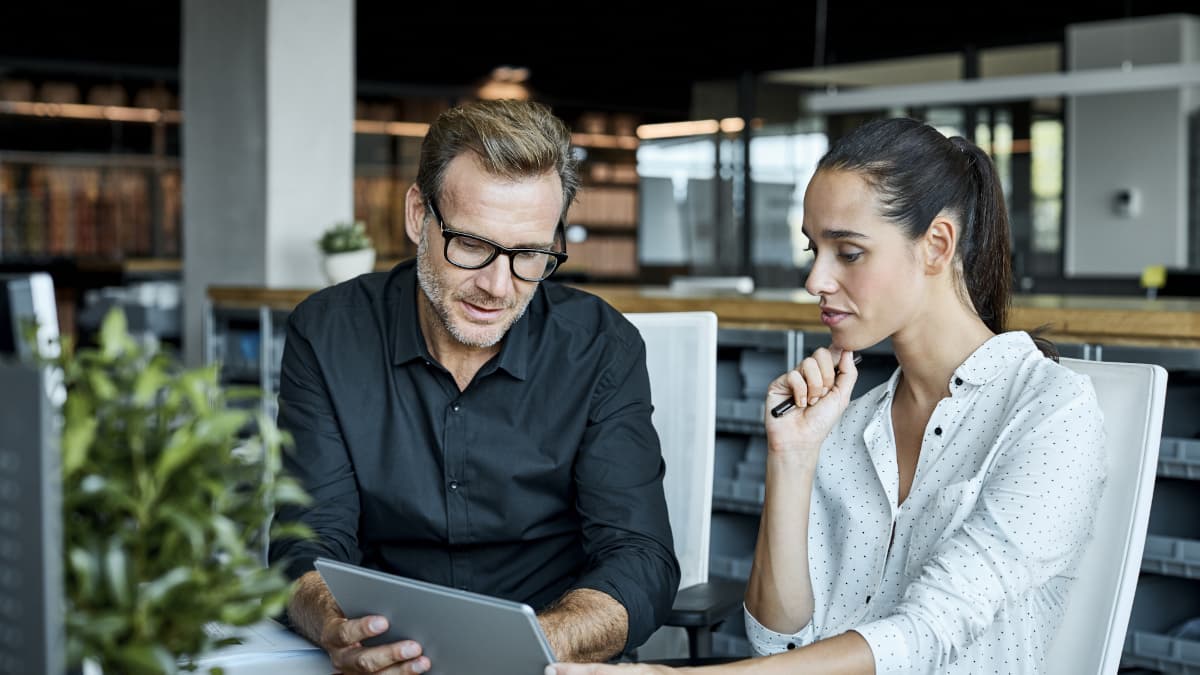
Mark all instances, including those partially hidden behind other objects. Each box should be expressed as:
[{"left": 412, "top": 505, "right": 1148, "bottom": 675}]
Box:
[
  {"left": 404, "top": 184, "right": 426, "bottom": 247},
  {"left": 922, "top": 216, "right": 958, "bottom": 275}
]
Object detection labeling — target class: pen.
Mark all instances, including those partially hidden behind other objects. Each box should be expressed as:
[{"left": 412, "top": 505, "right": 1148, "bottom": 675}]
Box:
[{"left": 769, "top": 354, "right": 864, "bottom": 418}]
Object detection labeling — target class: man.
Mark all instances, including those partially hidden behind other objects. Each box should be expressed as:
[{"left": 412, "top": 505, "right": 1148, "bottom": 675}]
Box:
[{"left": 269, "top": 99, "right": 680, "bottom": 675}]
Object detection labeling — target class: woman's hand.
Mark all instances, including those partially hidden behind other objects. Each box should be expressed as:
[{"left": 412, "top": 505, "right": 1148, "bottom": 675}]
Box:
[{"left": 764, "top": 348, "right": 858, "bottom": 459}]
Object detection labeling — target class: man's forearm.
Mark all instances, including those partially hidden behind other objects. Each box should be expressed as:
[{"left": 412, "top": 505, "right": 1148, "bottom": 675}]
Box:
[
  {"left": 287, "top": 570, "right": 345, "bottom": 646},
  {"left": 538, "top": 588, "right": 628, "bottom": 663}
]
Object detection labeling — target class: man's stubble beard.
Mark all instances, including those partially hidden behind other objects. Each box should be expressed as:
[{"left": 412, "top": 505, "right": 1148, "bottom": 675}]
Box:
[{"left": 415, "top": 227, "right": 535, "bottom": 349}]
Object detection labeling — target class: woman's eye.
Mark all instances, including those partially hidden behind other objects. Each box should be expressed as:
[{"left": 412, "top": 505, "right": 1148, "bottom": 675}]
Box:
[{"left": 839, "top": 250, "right": 863, "bottom": 262}]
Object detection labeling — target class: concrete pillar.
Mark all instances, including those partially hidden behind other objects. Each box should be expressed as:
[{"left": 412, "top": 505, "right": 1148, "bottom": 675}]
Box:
[{"left": 181, "top": 0, "right": 354, "bottom": 365}]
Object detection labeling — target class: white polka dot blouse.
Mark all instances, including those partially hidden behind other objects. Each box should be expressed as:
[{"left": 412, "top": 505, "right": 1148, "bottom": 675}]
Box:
[{"left": 745, "top": 331, "right": 1107, "bottom": 674}]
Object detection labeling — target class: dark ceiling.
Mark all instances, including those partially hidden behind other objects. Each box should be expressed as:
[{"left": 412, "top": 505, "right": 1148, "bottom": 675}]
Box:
[{"left": 1, "top": 1, "right": 1198, "bottom": 124}]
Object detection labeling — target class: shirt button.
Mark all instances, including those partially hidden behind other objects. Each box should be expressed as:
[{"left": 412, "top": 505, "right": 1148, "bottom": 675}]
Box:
[
  {"left": 448, "top": 480, "right": 459, "bottom": 491},
  {"left": 451, "top": 402, "right": 461, "bottom": 412},
  {"left": 954, "top": 377, "right": 963, "bottom": 386},
  {"left": 934, "top": 426, "right": 943, "bottom": 435}
]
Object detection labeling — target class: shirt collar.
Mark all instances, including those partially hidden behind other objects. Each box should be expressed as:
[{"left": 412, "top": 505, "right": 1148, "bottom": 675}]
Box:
[
  {"left": 387, "top": 259, "right": 534, "bottom": 381},
  {"left": 952, "top": 331, "right": 1036, "bottom": 386},
  {"left": 872, "top": 330, "right": 1035, "bottom": 405}
]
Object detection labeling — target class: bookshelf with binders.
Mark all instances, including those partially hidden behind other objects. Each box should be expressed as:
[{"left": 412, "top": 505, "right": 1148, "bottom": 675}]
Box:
[{"left": 0, "top": 151, "right": 182, "bottom": 261}]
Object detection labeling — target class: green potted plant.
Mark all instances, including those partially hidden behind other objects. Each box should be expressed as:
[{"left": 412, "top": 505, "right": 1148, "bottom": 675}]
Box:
[
  {"left": 318, "top": 220, "right": 376, "bottom": 285},
  {"left": 52, "top": 309, "right": 311, "bottom": 674}
]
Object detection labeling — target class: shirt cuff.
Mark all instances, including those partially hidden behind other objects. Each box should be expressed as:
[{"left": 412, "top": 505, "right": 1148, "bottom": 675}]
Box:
[
  {"left": 854, "top": 617, "right": 915, "bottom": 674},
  {"left": 743, "top": 604, "right": 814, "bottom": 655}
]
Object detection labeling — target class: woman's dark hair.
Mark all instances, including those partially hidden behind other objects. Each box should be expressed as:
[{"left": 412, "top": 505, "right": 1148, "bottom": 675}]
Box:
[{"left": 817, "top": 118, "right": 1057, "bottom": 360}]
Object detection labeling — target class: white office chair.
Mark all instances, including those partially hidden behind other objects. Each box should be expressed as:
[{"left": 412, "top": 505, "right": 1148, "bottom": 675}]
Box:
[
  {"left": 1045, "top": 358, "right": 1168, "bottom": 675},
  {"left": 623, "top": 312, "right": 741, "bottom": 662}
]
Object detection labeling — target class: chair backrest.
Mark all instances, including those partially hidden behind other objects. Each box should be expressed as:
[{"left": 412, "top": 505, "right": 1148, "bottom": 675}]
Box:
[
  {"left": 623, "top": 311, "right": 718, "bottom": 591},
  {"left": 1045, "top": 358, "right": 1167, "bottom": 675}
]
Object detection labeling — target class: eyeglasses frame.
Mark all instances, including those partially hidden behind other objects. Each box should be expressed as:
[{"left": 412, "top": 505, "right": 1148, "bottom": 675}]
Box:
[{"left": 425, "top": 196, "right": 568, "bottom": 282}]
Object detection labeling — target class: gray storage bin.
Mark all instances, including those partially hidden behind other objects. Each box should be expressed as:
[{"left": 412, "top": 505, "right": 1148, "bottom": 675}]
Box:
[
  {"left": 1122, "top": 575, "right": 1200, "bottom": 672},
  {"left": 714, "top": 436, "right": 746, "bottom": 481},
  {"left": 1147, "top": 479, "right": 1200, "bottom": 540},
  {"left": 715, "top": 398, "right": 765, "bottom": 435},
  {"left": 716, "top": 359, "right": 742, "bottom": 399},
  {"left": 739, "top": 349, "right": 786, "bottom": 400},
  {"left": 1142, "top": 535, "right": 1200, "bottom": 579},
  {"left": 736, "top": 438, "right": 767, "bottom": 482},
  {"left": 1124, "top": 630, "right": 1200, "bottom": 673},
  {"left": 710, "top": 512, "right": 758, "bottom": 582},
  {"left": 1159, "top": 437, "right": 1200, "bottom": 480}
]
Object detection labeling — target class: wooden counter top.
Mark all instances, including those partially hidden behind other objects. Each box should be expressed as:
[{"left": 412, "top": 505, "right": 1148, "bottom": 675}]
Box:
[{"left": 207, "top": 284, "right": 1200, "bottom": 349}]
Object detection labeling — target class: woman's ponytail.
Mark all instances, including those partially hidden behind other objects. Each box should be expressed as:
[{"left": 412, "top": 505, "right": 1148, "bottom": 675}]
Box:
[{"left": 950, "top": 138, "right": 1010, "bottom": 337}]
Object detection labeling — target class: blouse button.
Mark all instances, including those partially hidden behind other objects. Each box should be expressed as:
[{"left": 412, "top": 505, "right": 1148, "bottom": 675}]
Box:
[
  {"left": 934, "top": 426, "right": 943, "bottom": 435},
  {"left": 954, "top": 377, "right": 963, "bottom": 386}
]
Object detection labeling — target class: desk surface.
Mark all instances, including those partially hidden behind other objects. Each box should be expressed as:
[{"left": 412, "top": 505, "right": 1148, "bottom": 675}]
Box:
[{"left": 207, "top": 284, "right": 1200, "bottom": 348}]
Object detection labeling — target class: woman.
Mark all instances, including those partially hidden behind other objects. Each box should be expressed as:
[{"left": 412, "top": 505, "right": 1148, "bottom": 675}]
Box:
[{"left": 551, "top": 118, "right": 1105, "bottom": 675}]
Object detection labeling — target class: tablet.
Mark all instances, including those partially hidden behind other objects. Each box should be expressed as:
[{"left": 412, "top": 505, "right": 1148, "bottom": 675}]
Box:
[{"left": 314, "top": 558, "right": 556, "bottom": 674}]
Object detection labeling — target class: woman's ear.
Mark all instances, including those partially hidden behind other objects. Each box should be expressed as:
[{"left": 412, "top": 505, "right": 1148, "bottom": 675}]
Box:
[
  {"left": 922, "top": 216, "right": 958, "bottom": 275},
  {"left": 404, "top": 184, "right": 426, "bottom": 247}
]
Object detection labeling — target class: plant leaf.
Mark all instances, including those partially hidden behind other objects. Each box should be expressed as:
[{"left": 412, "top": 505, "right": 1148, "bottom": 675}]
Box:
[
  {"left": 99, "top": 308, "right": 129, "bottom": 360},
  {"left": 104, "top": 537, "right": 131, "bottom": 609}
]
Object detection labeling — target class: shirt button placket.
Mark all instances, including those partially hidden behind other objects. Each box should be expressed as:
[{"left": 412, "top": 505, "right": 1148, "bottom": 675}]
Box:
[{"left": 445, "top": 396, "right": 469, "bottom": 589}]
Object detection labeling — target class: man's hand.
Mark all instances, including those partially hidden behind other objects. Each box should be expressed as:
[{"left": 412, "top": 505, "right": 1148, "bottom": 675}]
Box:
[
  {"left": 319, "top": 615, "right": 430, "bottom": 675},
  {"left": 288, "top": 570, "right": 430, "bottom": 674},
  {"left": 546, "top": 664, "right": 678, "bottom": 675}
]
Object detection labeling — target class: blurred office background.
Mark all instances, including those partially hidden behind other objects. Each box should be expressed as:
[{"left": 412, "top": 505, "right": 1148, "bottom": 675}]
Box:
[
  {"left": 4, "top": 3, "right": 1200, "bottom": 669},
  {"left": 0, "top": 1, "right": 1197, "bottom": 353}
]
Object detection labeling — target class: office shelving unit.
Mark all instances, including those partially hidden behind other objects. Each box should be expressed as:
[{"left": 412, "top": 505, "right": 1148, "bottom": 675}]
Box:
[{"left": 1103, "top": 344, "right": 1200, "bottom": 674}]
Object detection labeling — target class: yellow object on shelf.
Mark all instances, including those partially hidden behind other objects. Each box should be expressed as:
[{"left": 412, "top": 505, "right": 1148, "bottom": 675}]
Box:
[{"left": 1141, "top": 265, "right": 1167, "bottom": 290}]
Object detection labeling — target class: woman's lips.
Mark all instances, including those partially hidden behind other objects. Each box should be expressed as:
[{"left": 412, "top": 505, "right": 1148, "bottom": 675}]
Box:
[{"left": 820, "top": 308, "right": 851, "bottom": 326}]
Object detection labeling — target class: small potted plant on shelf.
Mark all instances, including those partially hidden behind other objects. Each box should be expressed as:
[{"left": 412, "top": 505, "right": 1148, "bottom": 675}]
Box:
[
  {"left": 50, "top": 309, "right": 311, "bottom": 674},
  {"left": 318, "top": 220, "right": 376, "bottom": 285}
]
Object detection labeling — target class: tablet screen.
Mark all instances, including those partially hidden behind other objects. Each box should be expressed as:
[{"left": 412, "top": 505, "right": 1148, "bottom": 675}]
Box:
[{"left": 315, "top": 558, "right": 556, "bottom": 674}]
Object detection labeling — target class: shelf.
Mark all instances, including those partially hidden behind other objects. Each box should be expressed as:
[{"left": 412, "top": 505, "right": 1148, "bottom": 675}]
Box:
[
  {"left": 1123, "top": 630, "right": 1200, "bottom": 672},
  {"left": 1159, "top": 437, "right": 1200, "bottom": 480},
  {"left": 1143, "top": 535, "right": 1200, "bottom": 580},
  {"left": 712, "top": 479, "right": 764, "bottom": 513},
  {"left": 715, "top": 398, "right": 765, "bottom": 435}
]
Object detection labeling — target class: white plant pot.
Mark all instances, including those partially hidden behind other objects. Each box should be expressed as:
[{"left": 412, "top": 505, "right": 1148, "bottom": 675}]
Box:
[{"left": 322, "top": 248, "right": 376, "bottom": 285}]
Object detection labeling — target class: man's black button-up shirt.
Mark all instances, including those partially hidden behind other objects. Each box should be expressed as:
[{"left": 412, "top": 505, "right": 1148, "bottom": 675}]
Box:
[{"left": 268, "top": 259, "right": 680, "bottom": 650}]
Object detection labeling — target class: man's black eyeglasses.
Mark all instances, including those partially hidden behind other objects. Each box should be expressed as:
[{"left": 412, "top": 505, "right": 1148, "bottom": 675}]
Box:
[{"left": 426, "top": 197, "right": 568, "bottom": 282}]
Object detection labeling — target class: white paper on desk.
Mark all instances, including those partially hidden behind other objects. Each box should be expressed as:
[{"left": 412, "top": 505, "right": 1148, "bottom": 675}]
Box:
[{"left": 189, "top": 619, "right": 332, "bottom": 673}]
